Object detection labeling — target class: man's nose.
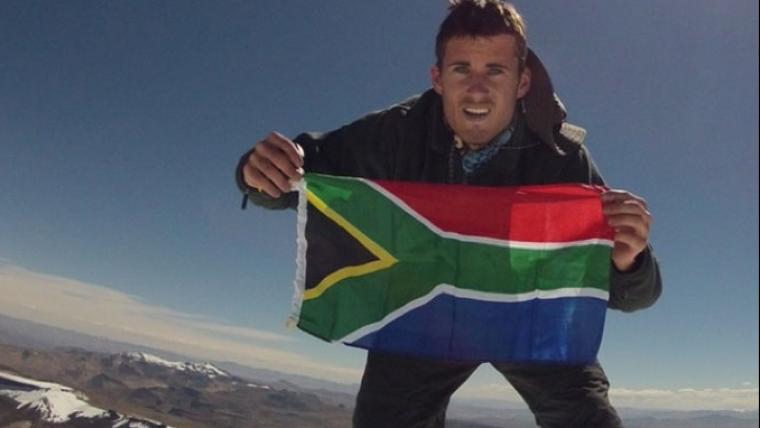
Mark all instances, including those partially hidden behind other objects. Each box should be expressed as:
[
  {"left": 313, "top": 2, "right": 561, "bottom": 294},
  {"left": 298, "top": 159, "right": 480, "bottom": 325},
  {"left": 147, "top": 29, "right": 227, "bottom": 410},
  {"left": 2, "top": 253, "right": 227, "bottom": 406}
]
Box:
[{"left": 465, "top": 75, "right": 489, "bottom": 94}]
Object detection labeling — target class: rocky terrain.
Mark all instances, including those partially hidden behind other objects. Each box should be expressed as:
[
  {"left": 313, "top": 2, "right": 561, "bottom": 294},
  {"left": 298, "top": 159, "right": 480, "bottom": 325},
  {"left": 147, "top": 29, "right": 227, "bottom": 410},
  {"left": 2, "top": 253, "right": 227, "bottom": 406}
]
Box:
[
  {"left": 0, "top": 345, "right": 351, "bottom": 427},
  {"left": 0, "top": 314, "right": 757, "bottom": 428}
]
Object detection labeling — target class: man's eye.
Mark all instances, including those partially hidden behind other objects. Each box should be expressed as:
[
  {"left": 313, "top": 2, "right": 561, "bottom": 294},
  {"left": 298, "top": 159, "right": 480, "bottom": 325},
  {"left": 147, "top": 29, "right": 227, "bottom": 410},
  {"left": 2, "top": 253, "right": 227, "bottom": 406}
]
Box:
[
  {"left": 452, "top": 66, "right": 468, "bottom": 74},
  {"left": 488, "top": 68, "right": 505, "bottom": 75}
]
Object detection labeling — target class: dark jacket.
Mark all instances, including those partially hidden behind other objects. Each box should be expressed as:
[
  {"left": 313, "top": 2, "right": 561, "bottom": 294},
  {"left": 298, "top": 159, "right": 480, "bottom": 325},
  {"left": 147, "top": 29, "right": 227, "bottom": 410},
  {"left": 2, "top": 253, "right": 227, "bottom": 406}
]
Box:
[{"left": 236, "top": 52, "right": 662, "bottom": 312}]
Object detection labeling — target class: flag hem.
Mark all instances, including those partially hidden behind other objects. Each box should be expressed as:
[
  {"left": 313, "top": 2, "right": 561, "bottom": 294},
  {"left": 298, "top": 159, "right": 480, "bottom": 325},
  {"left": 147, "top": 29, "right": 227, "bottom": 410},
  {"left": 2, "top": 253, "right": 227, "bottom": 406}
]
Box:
[{"left": 287, "top": 181, "right": 308, "bottom": 328}]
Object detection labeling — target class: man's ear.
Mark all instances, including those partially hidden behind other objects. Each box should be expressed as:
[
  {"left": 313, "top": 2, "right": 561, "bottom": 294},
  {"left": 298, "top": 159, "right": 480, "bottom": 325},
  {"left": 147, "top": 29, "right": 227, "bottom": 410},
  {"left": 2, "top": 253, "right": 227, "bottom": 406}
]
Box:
[
  {"left": 431, "top": 65, "right": 443, "bottom": 95},
  {"left": 517, "top": 67, "right": 531, "bottom": 99}
]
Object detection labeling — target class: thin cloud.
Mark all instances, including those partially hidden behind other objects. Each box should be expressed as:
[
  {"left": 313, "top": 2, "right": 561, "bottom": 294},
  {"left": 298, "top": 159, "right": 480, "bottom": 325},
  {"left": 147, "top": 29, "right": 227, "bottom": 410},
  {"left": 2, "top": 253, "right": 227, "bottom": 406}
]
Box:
[
  {"left": 2, "top": 263, "right": 757, "bottom": 411},
  {"left": 455, "top": 382, "right": 525, "bottom": 403},
  {"left": 610, "top": 387, "right": 759, "bottom": 411},
  {"left": 0, "top": 264, "right": 362, "bottom": 382},
  {"left": 454, "top": 382, "right": 759, "bottom": 411}
]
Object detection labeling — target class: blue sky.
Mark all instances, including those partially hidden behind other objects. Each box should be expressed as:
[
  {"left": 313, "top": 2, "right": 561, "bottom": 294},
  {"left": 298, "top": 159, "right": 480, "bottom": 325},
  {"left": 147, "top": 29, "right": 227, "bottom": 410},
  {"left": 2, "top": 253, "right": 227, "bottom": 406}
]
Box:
[{"left": 1, "top": 0, "right": 757, "bottom": 411}]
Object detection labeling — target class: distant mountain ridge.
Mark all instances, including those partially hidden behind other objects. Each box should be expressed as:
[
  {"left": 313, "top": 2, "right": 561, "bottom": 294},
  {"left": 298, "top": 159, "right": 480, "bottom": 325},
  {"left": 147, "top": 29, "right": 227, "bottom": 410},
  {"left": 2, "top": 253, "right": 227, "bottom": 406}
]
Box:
[
  {"left": 0, "top": 344, "right": 353, "bottom": 427},
  {"left": 0, "top": 313, "right": 757, "bottom": 428},
  {"left": 0, "top": 312, "right": 359, "bottom": 395}
]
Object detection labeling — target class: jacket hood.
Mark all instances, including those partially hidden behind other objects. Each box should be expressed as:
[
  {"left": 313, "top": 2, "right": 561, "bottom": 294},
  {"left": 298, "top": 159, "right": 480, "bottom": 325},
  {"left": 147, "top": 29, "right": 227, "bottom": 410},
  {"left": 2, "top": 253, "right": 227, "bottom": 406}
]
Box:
[{"left": 523, "top": 48, "right": 586, "bottom": 154}]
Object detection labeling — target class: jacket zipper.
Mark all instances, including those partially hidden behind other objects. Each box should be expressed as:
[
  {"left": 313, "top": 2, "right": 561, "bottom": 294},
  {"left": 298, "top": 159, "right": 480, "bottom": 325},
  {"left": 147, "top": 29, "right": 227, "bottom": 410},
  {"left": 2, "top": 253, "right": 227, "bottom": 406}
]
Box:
[{"left": 448, "top": 144, "right": 467, "bottom": 185}]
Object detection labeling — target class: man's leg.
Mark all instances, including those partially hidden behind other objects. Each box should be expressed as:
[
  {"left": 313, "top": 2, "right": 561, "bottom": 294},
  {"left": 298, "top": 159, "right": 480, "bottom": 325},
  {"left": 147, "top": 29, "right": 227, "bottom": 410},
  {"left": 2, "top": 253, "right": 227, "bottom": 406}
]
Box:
[
  {"left": 492, "top": 360, "right": 623, "bottom": 428},
  {"left": 353, "top": 351, "right": 479, "bottom": 428}
]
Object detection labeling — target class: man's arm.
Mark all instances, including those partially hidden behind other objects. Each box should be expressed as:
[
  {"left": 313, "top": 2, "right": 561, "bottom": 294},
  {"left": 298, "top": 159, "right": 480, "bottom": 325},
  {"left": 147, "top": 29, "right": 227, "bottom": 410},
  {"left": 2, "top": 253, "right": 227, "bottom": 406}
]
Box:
[
  {"left": 235, "top": 104, "right": 407, "bottom": 210},
  {"left": 561, "top": 144, "right": 663, "bottom": 312}
]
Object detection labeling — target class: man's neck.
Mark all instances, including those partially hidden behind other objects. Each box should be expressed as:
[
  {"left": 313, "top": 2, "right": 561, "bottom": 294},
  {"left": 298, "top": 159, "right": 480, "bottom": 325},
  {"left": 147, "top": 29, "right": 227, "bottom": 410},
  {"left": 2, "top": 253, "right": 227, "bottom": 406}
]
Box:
[
  {"left": 459, "top": 125, "right": 516, "bottom": 176},
  {"left": 458, "top": 125, "right": 514, "bottom": 152}
]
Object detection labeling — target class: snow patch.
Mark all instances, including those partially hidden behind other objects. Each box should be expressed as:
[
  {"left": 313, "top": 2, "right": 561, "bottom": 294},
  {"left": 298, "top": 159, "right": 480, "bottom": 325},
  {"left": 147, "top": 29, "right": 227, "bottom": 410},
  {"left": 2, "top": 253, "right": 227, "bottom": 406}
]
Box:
[
  {"left": 124, "top": 352, "right": 229, "bottom": 378},
  {"left": 247, "top": 383, "right": 271, "bottom": 390},
  {"left": 0, "top": 370, "right": 73, "bottom": 391},
  {"left": 113, "top": 415, "right": 168, "bottom": 427}
]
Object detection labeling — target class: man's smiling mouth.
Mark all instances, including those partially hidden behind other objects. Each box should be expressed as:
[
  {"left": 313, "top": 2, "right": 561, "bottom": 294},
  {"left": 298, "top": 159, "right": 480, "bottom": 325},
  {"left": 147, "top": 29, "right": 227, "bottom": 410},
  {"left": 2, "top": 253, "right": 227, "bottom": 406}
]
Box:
[{"left": 463, "top": 107, "right": 491, "bottom": 118}]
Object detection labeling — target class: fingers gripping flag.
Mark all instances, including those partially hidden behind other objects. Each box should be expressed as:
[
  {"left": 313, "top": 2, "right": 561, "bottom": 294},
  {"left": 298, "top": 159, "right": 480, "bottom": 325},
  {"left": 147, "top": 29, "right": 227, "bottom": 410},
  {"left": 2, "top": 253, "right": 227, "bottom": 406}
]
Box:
[{"left": 290, "top": 173, "right": 614, "bottom": 364}]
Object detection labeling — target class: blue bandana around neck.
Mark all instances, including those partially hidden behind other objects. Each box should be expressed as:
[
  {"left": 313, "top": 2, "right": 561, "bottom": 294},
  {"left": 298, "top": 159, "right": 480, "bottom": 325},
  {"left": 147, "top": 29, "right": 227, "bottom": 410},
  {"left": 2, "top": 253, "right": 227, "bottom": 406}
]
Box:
[{"left": 461, "top": 126, "right": 513, "bottom": 176}]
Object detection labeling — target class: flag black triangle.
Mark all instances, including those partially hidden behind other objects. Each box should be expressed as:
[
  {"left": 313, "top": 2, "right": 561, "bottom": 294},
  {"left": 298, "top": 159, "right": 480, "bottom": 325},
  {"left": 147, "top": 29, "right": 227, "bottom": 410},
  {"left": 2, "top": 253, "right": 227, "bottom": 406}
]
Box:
[{"left": 304, "top": 203, "right": 379, "bottom": 291}]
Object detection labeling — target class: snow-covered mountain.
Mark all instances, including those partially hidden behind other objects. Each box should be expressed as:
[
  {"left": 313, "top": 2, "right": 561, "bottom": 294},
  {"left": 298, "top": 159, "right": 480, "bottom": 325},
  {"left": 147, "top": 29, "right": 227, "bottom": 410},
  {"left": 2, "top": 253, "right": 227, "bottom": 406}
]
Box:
[
  {"left": 0, "top": 370, "right": 167, "bottom": 427},
  {"left": 0, "top": 343, "right": 353, "bottom": 427}
]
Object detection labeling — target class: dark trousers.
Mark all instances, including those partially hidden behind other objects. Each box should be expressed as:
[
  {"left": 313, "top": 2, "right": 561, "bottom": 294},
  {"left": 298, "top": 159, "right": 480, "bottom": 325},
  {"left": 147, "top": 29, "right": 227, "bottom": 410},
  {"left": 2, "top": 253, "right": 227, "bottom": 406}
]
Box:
[{"left": 353, "top": 351, "right": 623, "bottom": 428}]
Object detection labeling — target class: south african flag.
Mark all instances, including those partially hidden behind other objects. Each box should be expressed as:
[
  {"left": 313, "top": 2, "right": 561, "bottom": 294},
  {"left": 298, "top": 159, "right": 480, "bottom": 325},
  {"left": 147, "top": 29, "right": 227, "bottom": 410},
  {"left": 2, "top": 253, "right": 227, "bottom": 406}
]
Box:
[{"left": 290, "top": 173, "right": 614, "bottom": 364}]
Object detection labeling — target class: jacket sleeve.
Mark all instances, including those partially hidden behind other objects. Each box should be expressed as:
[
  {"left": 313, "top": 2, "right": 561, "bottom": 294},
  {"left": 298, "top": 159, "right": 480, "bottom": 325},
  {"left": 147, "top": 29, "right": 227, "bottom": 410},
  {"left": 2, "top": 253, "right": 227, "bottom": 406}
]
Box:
[
  {"left": 560, "top": 143, "right": 663, "bottom": 312},
  {"left": 235, "top": 106, "right": 407, "bottom": 209},
  {"left": 235, "top": 106, "right": 405, "bottom": 211}
]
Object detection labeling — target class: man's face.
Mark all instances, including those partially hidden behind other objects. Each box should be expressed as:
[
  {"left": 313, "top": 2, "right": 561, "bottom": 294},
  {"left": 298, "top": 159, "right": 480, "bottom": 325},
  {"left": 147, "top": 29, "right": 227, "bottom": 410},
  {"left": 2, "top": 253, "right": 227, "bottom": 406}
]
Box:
[{"left": 431, "top": 34, "right": 531, "bottom": 150}]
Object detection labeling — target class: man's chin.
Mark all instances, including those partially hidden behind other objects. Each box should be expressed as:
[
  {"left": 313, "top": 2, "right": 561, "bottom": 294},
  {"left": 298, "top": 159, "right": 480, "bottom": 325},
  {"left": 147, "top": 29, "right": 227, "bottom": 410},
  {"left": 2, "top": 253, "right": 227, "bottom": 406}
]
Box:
[{"left": 458, "top": 132, "right": 495, "bottom": 150}]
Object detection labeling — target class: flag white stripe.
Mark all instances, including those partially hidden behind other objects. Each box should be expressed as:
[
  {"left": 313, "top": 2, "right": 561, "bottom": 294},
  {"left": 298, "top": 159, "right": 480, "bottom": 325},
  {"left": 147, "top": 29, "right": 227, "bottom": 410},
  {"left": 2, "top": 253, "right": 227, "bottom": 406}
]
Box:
[{"left": 338, "top": 284, "right": 609, "bottom": 344}]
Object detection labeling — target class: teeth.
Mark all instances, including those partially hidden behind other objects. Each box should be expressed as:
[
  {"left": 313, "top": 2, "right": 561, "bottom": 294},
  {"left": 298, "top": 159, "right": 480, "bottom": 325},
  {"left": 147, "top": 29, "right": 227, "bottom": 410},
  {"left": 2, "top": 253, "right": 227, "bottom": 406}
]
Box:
[{"left": 464, "top": 107, "right": 490, "bottom": 115}]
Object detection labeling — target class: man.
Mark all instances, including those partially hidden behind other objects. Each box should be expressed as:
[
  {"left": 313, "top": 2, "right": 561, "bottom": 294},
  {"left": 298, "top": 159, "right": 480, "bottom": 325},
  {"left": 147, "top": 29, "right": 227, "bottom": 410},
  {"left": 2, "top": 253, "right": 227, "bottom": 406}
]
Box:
[{"left": 237, "top": 1, "right": 662, "bottom": 427}]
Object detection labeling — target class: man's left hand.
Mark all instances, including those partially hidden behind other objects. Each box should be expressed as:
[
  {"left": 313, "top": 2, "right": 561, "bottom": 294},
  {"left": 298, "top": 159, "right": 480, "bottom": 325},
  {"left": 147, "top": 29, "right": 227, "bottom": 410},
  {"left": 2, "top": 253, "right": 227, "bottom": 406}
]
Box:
[{"left": 601, "top": 189, "right": 652, "bottom": 272}]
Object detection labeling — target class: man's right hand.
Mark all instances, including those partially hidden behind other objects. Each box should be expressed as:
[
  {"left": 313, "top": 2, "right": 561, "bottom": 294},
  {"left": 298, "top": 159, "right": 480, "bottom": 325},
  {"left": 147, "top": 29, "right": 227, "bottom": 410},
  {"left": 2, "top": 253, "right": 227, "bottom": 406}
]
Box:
[{"left": 242, "top": 132, "right": 305, "bottom": 198}]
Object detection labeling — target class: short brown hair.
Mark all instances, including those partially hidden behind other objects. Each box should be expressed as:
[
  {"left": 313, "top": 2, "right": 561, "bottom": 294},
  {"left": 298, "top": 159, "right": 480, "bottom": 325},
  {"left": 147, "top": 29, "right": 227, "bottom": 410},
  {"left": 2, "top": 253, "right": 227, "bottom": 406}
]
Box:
[{"left": 435, "top": 0, "right": 528, "bottom": 70}]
